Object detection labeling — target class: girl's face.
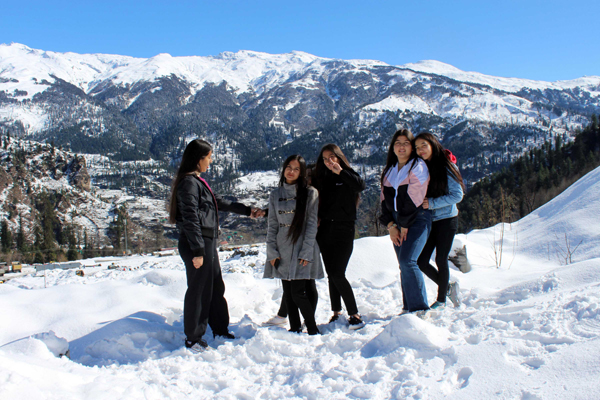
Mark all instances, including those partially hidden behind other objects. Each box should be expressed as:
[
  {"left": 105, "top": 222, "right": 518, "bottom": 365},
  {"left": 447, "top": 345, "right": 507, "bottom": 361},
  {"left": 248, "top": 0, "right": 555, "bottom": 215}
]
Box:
[
  {"left": 197, "top": 150, "right": 213, "bottom": 173},
  {"left": 415, "top": 138, "right": 433, "bottom": 161},
  {"left": 393, "top": 135, "right": 412, "bottom": 164},
  {"left": 322, "top": 150, "right": 338, "bottom": 171},
  {"left": 284, "top": 160, "right": 301, "bottom": 184}
]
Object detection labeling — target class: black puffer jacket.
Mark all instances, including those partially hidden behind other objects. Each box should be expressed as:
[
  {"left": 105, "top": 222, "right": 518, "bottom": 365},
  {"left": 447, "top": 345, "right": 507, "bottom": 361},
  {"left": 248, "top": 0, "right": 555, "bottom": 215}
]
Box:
[
  {"left": 317, "top": 169, "right": 366, "bottom": 222},
  {"left": 176, "top": 174, "right": 251, "bottom": 257}
]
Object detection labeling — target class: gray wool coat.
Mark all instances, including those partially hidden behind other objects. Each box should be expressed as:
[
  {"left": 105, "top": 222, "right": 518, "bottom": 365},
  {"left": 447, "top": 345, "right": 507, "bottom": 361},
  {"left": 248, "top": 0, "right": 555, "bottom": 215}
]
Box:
[{"left": 263, "top": 183, "right": 324, "bottom": 280}]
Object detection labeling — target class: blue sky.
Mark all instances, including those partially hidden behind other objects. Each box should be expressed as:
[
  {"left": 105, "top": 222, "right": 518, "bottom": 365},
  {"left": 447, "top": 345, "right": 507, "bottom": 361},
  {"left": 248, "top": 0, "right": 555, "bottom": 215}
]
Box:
[{"left": 2, "top": 0, "right": 598, "bottom": 81}]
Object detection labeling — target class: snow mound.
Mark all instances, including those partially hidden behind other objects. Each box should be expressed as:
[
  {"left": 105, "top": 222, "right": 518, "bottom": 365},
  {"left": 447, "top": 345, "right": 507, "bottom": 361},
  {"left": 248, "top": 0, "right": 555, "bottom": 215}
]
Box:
[
  {"left": 362, "top": 315, "right": 449, "bottom": 357},
  {"left": 139, "top": 270, "right": 173, "bottom": 286},
  {"left": 1, "top": 331, "right": 69, "bottom": 358}
]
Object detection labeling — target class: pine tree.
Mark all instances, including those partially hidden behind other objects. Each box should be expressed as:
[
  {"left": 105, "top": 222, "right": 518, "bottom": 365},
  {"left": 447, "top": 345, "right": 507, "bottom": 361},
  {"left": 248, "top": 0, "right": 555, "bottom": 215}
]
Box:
[
  {"left": 1, "top": 219, "right": 12, "bottom": 252},
  {"left": 108, "top": 205, "right": 129, "bottom": 253}
]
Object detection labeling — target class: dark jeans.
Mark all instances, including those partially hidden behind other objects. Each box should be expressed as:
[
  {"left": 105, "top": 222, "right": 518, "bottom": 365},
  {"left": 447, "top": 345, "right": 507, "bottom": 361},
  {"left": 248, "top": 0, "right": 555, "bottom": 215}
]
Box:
[
  {"left": 179, "top": 235, "right": 229, "bottom": 341},
  {"left": 282, "top": 279, "right": 319, "bottom": 334},
  {"left": 417, "top": 216, "right": 458, "bottom": 303},
  {"left": 392, "top": 209, "right": 432, "bottom": 312},
  {"left": 277, "top": 280, "right": 317, "bottom": 318},
  {"left": 317, "top": 220, "right": 359, "bottom": 316}
]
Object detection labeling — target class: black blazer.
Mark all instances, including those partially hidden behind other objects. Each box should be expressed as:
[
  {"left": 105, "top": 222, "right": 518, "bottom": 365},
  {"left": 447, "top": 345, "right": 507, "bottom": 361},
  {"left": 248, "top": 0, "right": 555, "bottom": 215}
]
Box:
[{"left": 176, "top": 174, "right": 251, "bottom": 257}]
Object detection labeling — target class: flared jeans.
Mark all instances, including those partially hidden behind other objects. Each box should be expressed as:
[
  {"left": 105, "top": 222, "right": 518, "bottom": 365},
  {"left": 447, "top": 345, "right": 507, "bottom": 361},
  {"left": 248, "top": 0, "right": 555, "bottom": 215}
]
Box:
[{"left": 392, "top": 209, "right": 432, "bottom": 312}]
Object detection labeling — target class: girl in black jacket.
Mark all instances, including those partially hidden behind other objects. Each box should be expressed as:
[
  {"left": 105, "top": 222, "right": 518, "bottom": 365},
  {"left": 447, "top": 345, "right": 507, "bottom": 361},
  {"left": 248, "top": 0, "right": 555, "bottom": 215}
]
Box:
[
  {"left": 312, "top": 144, "right": 366, "bottom": 329},
  {"left": 168, "top": 139, "right": 261, "bottom": 352}
]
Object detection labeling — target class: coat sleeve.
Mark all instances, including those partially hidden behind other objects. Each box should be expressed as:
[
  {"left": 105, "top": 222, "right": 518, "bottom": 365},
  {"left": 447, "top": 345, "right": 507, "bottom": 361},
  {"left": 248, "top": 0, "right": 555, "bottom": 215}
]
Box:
[
  {"left": 379, "top": 170, "right": 394, "bottom": 227},
  {"left": 428, "top": 170, "right": 464, "bottom": 210},
  {"left": 266, "top": 190, "right": 280, "bottom": 261},
  {"left": 215, "top": 194, "right": 252, "bottom": 216},
  {"left": 177, "top": 177, "right": 206, "bottom": 257},
  {"left": 339, "top": 169, "right": 366, "bottom": 192},
  {"left": 298, "top": 188, "right": 319, "bottom": 262}
]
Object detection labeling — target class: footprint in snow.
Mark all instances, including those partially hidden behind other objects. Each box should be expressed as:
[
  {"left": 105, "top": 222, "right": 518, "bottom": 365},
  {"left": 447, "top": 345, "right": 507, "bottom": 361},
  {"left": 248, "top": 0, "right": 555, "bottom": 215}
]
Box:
[{"left": 456, "top": 367, "right": 473, "bottom": 388}]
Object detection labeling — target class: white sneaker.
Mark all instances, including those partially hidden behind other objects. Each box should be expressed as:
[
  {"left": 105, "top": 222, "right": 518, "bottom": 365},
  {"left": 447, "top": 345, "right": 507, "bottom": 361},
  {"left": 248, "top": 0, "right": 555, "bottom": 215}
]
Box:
[
  {"left": 448, "top": 282, "right": 461, "bottom": 307},
  {"left": 265, "top": 315, "right": 287, "bottom": 326}
]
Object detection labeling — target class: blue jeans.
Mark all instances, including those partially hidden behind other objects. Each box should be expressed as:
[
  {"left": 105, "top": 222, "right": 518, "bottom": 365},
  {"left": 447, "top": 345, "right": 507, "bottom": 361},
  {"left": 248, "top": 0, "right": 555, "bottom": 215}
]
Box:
[{"left": 392, "top": 209, "right": 432, "bottom": 312}]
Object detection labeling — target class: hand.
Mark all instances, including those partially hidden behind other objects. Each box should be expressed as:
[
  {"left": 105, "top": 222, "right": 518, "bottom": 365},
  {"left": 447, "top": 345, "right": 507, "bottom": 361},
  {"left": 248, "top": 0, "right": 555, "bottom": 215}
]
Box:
[
  {"left": 251, "top": 208, "right": 266, "bottom": 218},
  {"left": 270, "top": 258, "right": 280, "bottom": 267},
  {"left": 329, "top": 162, "right": 342, "bottom": 175},
  {"left": 399, "top": 227, "right": 408, "bottom": 244},
  {"left": 422, "top": 198, "right": 429, "bottom": 209},
  {"left": 389, "top": 226, "right": 401, "bottom": 246},
  {"left": 192, "top": 256, "right": 203, "bottom": 269},
  {"left": 299, "top": 259, "right": 309, "bottom": 267}
]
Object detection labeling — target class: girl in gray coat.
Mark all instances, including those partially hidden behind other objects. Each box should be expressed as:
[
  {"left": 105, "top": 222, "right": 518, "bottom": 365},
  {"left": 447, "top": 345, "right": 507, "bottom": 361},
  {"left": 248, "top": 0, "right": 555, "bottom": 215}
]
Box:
[{"left": 264, "top": 155, "right": 324, "bottom": 335}]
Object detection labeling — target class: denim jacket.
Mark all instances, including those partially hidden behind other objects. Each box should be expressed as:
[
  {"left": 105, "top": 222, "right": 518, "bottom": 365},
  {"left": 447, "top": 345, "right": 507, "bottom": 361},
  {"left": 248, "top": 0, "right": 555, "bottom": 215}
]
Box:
[{"left": 428, "top": 170, "right": 463, "bottom": 222}]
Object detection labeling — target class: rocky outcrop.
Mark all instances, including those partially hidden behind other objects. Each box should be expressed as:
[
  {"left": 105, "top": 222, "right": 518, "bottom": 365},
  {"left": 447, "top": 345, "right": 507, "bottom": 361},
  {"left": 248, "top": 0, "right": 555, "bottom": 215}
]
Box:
[{"left": 70, "top": 156, "right": 91, "bottom": 191}]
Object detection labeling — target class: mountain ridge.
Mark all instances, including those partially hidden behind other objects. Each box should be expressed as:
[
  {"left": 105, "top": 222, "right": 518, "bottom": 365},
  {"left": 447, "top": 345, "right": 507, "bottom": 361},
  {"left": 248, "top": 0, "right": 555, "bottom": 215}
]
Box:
[
  {"left": 3, "top": 43, "right": 598, "bottom": 97},
  {"left": 1, "top": 42, "right": 599, "bottom": 186}
]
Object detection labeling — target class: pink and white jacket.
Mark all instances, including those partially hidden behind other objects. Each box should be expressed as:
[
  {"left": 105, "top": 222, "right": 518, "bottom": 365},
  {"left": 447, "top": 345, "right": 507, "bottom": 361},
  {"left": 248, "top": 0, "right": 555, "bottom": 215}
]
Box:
[{"left": 379, "top": 158, "right": 430, "bottom": 229}]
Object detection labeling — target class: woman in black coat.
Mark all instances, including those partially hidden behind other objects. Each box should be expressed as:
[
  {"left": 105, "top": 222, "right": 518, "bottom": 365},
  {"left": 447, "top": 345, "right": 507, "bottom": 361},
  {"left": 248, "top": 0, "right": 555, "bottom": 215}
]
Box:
[
  {"left": 168, "top": 139, "right": 261, "bottom": 352},
  {"left": 312, "top": 144, "right": 366, "bottom": 329}
]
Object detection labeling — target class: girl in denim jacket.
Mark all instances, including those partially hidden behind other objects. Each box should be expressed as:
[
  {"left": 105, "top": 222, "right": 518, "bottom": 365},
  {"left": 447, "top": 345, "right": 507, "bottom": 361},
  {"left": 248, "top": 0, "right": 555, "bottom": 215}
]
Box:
[{"left": 415, "top": 132, "right": 466, "bottom": 309}]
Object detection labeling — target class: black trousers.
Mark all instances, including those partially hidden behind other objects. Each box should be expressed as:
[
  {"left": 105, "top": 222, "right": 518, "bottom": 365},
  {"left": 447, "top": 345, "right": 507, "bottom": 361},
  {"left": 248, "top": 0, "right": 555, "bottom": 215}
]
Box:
[
  {"left": 317, "top": 220, "right": 358, "bottom": 316},
  {"left": 277, "top": 280, "right": 317, "bottom": 318},
  {"left": 281, "top": 280, "right": 319, "bottom": 334},
  {"left": 417, "top": 216, "right": 458, "bottom": 303},
  {"left": 179, "top": 235, "right": 229, "bottom": 341}
]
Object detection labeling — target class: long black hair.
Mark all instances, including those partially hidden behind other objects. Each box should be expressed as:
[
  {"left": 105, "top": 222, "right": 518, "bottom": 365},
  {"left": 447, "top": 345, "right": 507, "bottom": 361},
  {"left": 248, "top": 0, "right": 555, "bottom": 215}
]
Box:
[
  {"left": 279, "top": 154, "right": 308, "bottom": 244},
  {"left": 168, "top": 139, "right": 212, "bottom": 224},
  {"left": 380, "top": 128, "right": 417, "bottom": 185},
  {"left": 313, "top": 143, "right": 360, "bottom": 204},
  {"left": 415, "top": 132, "right": 465, "bottom": 198}
]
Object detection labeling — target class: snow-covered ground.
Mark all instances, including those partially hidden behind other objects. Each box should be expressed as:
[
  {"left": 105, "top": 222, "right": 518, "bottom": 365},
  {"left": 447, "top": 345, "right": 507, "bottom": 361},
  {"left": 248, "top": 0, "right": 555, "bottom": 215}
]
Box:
[{"left": 1, "top": 167, "right": 600, "bottom": 399}]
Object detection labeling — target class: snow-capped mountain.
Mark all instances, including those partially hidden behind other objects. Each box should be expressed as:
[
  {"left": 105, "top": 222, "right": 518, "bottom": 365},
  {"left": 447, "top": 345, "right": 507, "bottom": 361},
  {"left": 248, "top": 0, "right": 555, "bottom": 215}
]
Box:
[{"left": 1, "top": 43, "right": 599, "bottom": 183}]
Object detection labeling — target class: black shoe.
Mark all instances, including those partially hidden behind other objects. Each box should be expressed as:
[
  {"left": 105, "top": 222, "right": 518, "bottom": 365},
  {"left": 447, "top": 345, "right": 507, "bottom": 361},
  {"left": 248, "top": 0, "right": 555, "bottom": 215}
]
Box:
[
  {"left": 348, "top": 315, "right": 366, "bottom": 330},
  {"left": 288, "top": 327, "right": 302, "bottom": 333},
  {"left": 328, "top": 314, "right": 340, "bottom": 324},
  {"left": 213, "top": 332, "right": 235, "bottom": 340},
  {"left": 307, "top": 328, "right": 321, "bottom": 336},
  {"left": 185, "top": 339, "right": 208, "bottom": 353}
]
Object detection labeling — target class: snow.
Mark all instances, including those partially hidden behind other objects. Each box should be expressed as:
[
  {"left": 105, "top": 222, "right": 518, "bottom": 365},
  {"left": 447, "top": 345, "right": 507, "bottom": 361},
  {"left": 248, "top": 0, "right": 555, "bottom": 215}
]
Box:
[
  {"left": 235, "top": 170, "right": 279, "bottom": 192},
  {"left": 0, "top": 43, "right": 328, "bottom": 99},
  {"left": 3, "top": 42, "right": 599, "bottom": 102},
  {"left": 0, "top": 103, "right": 49, "bottom": 133},
  {"left": 402, "top": 60, "right": 600, "bottom": 93},
  {"left": 1, "top": 167, "right": 600, "bottom": 399}
]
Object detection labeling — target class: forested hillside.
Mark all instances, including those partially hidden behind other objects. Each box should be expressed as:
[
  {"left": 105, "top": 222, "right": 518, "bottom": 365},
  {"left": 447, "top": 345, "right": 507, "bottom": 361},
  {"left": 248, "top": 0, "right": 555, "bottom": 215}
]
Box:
[{"left": 459, "top": 116, "right": 600, "bottom": 231}]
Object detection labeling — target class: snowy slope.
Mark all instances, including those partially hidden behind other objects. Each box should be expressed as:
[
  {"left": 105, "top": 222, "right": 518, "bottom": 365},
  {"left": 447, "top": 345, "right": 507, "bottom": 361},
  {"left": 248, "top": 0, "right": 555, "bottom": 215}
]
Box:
[
  {"left": 403, "top": 60, "right": 600, "bottom": 93},
  {"left": 1, "top": 168, "right": 600, "bottom": 399}
]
